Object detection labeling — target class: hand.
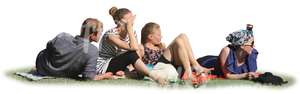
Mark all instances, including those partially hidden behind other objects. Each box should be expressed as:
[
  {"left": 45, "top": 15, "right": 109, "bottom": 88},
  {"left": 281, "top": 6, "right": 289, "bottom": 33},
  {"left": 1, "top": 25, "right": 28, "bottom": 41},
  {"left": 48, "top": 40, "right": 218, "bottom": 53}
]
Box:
[
  {"left": 126, "top": 15, "right": 136, "bottom": 28},
  {"left": 157, "top": 77, "right": 168, "bottom": 86},
  {"left": 203, "top": 67, "right": 214, "bottom": 74},
  {"left": 149, "top": 71, "right": 167, "bottom": 86},
  {"left": 247, "top": 72, "right": 259, "bottom": 80},
  {"left": 94, "top": 72, "right": 114, "bottom": 80},
  {"left": 249, "top": 72, "right": 260, "bottom": 78},
  {"left": 195, "top": 66, "right": 214, "bottom": 75}
]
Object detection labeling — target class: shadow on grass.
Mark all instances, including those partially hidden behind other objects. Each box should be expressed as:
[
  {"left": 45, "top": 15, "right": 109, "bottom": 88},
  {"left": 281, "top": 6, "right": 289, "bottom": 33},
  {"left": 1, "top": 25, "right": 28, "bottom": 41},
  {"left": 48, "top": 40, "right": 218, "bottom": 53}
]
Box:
[{"left": 5, "top": 66, "right": 295, "bottom": 89}]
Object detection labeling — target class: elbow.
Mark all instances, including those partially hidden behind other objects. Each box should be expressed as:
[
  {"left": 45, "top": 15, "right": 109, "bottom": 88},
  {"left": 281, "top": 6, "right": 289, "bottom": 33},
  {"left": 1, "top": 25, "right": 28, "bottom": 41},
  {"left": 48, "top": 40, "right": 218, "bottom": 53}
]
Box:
[{"left": 224, "top": 73, "right": 231, "bottom": 79}]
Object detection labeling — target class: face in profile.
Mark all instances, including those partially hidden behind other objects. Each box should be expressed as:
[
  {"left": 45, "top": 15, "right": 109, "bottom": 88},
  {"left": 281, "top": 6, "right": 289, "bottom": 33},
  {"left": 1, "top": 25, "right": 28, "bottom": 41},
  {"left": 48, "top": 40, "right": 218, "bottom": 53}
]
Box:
[
  {"left": 90, "top": 23, "right": 103, "bottom": 42},
  {"left": 241, "top": 45, "right": 253, "bottom": 55},
  {"left": 94, "top": 24, "right": 103, "bottom": 42},
  {"left": 241, "top": 37, "right": 254, "bottom": 55},
  {"left": 148, "top": 28, "right": 162, "bottom": 45}
]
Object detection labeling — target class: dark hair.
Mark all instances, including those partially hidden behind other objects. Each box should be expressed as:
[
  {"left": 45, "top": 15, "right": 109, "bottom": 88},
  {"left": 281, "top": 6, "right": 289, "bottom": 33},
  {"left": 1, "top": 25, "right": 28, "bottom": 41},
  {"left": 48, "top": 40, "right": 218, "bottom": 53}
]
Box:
[
  {"left": 109, "top": 6, "right": 131, "bottom": 24},
  {"left": 141, "top": 22, "right": 160, "bottom": 45},
  {"left": 80, "top": 18, "right": 102, "bottom": 38}
]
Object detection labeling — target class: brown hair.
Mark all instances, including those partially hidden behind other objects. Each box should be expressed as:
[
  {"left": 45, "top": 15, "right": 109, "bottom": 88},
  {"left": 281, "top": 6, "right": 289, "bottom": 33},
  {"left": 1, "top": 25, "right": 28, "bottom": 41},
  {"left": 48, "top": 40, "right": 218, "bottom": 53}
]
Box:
[
  {"left": 141, "top": 22, "right": 160, "bottom": 45},
  {"left": 109, "top": 6, "right": 131, "bottom": 24},
  {"left": 80, "top": 18, "right": 102, "bottom": 38}
]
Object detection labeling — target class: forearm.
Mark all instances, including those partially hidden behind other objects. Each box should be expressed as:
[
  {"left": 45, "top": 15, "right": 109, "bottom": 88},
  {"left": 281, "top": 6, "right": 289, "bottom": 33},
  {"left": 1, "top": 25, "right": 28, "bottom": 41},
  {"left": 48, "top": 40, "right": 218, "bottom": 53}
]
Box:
[
  {"left": 225, "top": 73, "right": 248, "bottom": 80},
  {"left": 93, "top": 73, "right": 114, "bottom": 80},
  {"left": 127, "top": 26, "right": 139, "bottom": 50}
]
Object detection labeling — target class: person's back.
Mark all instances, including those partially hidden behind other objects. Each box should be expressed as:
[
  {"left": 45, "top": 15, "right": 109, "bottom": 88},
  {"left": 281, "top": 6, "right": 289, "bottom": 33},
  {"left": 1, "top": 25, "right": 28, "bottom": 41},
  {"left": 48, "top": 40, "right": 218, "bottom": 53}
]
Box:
[
  {"left": 36, "top": 32, "right": 98, "bottom": 79},
  {"left": 35, "top": 18, "right": 103, "bottom": 80}
]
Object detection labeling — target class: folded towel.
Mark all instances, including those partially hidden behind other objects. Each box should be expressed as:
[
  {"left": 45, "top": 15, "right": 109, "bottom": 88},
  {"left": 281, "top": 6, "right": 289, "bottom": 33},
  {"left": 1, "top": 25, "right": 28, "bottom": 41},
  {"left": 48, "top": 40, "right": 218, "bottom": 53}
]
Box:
[{"left": 15, "top": 71, "right": 55, "bottom": 81}]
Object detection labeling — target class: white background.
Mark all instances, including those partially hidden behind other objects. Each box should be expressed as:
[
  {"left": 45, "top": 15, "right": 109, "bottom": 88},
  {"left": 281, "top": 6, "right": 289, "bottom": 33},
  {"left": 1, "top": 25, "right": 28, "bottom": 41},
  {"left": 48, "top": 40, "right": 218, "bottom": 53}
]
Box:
[{"left": 0, "top": 0, "right": 299, "bottom": 93}]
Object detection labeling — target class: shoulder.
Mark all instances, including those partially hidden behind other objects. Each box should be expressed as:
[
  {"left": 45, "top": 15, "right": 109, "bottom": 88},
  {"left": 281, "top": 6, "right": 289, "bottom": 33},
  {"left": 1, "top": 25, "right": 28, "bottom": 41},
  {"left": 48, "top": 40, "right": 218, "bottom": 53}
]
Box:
[
  {"left": 56, "top": 32, "right": 73, "bottom": 37},
  {"left": 86, "top": 44, "right": 99, "bottom": 57},
  {"left": 48, "top": 32, "right": 74, "bottom": 48},
  {"left": 221, "top": 46, "right": 230, "bottom": 55},
  {"left": 105, "top": 28, "right": 120, "bottom": 39},
  {"left": 52, "top": 32, "right": 74, "bottom": 42},
  {"left": 105, "top": 28, "right": 119, "bottom": 35},
  {"left": 219, "top": 46, "right": 231, "bottom": 62}
]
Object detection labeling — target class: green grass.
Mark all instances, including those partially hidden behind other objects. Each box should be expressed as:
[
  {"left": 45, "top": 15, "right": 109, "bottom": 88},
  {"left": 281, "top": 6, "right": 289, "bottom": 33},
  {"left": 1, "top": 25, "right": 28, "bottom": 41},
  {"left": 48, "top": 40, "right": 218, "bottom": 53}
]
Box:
[{"left": 6, "top": 67, "right": 295, "bottom": 89}]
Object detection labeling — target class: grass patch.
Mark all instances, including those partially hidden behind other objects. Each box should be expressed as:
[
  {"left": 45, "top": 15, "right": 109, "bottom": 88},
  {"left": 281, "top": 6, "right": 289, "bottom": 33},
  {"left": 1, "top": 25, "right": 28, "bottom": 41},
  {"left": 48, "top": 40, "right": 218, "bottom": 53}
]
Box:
[{"left": 6, "top": 66, "right": 295, "bottom": 89}]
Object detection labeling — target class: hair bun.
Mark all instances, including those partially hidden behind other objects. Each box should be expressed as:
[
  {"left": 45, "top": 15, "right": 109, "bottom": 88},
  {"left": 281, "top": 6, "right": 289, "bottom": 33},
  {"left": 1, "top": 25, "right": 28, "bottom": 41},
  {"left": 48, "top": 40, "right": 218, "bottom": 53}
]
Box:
[
  {"left": 226, "top": 34, "right": 233, "bottom": 43},
  {"left": 109, "top": 6, "right": 118, "bottom": 16}
]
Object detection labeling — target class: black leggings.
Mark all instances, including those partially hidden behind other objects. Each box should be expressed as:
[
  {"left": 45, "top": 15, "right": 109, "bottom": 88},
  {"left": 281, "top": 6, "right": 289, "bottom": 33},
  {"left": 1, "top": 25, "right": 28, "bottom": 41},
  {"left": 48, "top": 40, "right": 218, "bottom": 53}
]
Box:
[{"left": 106, "top": 51, "right": 139, "bottom": 74}]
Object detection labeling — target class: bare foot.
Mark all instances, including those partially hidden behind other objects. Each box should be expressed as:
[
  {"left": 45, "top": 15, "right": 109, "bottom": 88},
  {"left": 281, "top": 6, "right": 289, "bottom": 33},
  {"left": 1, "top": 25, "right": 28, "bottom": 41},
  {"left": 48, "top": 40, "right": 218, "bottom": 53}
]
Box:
[
  {"left": 149, "top": 72, "right": 167, "bottom": 86},
  {"left": 192, "top": 72, "right": 209, "bottom": 84},
  {"left": 181, "top": 71, "right": 192, "bottom": 80},
  {"left": 194, "top": 66, "right": 214, "bottom": 75}
]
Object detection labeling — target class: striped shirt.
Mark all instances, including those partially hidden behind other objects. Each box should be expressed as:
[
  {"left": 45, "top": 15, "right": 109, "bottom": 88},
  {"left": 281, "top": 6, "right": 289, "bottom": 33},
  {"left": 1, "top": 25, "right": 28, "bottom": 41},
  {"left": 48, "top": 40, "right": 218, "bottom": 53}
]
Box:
[{"left": 96, "top": 28, "right": 137, "bottom": 74}]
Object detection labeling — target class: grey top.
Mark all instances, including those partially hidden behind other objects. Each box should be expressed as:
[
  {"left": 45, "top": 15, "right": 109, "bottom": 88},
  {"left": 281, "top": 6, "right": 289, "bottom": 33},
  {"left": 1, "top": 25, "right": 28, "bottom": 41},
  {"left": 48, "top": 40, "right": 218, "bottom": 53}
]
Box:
[{"left": 36, "top": 32, "right": 98, "bottom": 80}]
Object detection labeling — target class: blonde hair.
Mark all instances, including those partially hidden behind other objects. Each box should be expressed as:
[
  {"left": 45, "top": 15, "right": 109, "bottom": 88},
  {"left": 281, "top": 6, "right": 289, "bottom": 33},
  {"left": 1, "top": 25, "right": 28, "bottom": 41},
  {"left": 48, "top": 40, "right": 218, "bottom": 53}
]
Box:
[{"left": 141, "top": 22, "right": 160, "bottom": 45}]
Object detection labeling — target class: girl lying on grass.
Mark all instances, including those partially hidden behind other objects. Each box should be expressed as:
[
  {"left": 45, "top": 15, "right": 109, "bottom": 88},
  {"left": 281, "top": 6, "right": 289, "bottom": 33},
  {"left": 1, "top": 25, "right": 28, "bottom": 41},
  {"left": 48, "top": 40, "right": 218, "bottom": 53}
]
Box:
[{"left": 198, "top": 24, "right": 260, "bottom": 80}]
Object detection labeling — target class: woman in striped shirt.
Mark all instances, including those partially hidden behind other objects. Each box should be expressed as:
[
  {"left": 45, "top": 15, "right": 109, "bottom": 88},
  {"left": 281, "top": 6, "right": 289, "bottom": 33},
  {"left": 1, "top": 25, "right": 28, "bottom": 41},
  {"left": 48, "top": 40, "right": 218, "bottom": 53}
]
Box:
[{"left": 97, "top": 7, "right": 165, "bottom": 85}]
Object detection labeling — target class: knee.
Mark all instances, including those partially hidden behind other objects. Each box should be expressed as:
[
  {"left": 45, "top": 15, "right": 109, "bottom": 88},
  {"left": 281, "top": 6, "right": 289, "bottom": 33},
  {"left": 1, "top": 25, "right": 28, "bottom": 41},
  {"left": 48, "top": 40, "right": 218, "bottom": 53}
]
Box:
[
  {"left": 178, "top": 33, "right": 187, "bottom": 38},
  {"left": 176, "top": 33, "right": 188, "bottom": 42},
  {"left": 174, "top": 35, "right": 185, "bottom": 46},
  {"left": 127, "top": 51, "right": 140, "bottom": 64},
  {"left": 178, "top": 33, "right": 189, "bottom": 41}
]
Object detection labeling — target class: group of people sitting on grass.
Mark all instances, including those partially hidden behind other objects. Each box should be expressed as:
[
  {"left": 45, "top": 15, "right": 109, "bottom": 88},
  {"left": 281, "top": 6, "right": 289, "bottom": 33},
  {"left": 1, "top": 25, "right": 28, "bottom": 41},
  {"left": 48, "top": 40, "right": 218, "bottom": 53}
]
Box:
[{"left": 35, "top": 7, "right": 260, "bottom": 85}]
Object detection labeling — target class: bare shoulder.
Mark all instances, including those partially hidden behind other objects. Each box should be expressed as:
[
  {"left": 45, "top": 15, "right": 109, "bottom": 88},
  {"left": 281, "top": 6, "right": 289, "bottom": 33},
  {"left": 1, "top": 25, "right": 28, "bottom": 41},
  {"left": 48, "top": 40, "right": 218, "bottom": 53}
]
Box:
[
  {"left": 219, "top": 46, "right": 230, "bottom": 61},
  {"left": 107, "top": 34, "right": 121, "bottom": 42},
  {"left": 221, "top": 46, "right": 230, "bottom": 54}
]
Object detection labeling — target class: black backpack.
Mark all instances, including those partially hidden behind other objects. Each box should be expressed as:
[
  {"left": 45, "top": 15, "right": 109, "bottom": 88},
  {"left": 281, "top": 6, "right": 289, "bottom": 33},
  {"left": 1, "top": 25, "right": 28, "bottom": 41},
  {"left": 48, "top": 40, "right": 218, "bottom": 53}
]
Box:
[{"left": 252, "top": 72, "right": 288, "bottom": 86}]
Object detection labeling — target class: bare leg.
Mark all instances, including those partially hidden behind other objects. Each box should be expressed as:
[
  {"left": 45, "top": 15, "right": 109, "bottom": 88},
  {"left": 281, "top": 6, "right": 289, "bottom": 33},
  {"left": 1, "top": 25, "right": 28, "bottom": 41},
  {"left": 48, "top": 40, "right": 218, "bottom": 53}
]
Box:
[
  {"left": 177, "top": 34, "right": 197, "bottom": 63},
  {"left": 162, "top": 36, "right": 192, "bottom": 79},
  {"left": 177, "top": 34, "right": 206, "bottom": 73},
  {"left": 180, "top": 34, "right": 213, "bottom": 73}
]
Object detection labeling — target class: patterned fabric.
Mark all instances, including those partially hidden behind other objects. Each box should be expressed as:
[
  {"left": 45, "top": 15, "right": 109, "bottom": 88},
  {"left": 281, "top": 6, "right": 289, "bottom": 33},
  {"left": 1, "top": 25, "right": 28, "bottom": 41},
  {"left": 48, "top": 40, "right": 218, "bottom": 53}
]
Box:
[
  {"left": 96, "top": 57, "right": 111, "bottom": 74},
  {"left": 143, "top": 46, "right": 164, "bottom": 65},
  {"left": 226, "top": 29, "right": 254, "bottom": 46},
  {"left": 97, "top": 28, "right": 137, "bottom": 74}
]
